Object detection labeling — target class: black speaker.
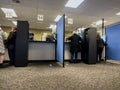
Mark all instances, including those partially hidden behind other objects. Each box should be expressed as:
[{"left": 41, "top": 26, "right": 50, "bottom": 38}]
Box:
[
  {"left": 15, "top": 21, "right": 29, "bottom": 67},
  {"left": 82, "top": 28, "right": 97, "bottom": 64}
]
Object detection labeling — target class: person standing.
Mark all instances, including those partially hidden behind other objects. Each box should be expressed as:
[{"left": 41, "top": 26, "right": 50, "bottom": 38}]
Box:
[
  {"left": 97, "top": 33, "right": 105, "bottom": 62},
  {"left": 6, "top": 28, "right": 17, "bottom": 65},
  {"left": 0, "top": 28, "right": 6, "bottom": 67},
  {"left": 66, "top": 31, "right": 82, "bottom": 63}
]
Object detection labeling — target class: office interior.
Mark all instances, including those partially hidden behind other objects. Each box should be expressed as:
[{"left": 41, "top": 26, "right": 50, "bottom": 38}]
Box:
[
  {"left": 1, "top": 0, "right": 120, "bottom": 89},
  {"left": 0, "top": 0, "right": 120, "bottom": 66}
]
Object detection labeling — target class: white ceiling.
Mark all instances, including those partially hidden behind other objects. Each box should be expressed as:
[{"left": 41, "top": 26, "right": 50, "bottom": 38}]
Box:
[{"left": 0, "top": 0, "right": 120, "bottom": 31}]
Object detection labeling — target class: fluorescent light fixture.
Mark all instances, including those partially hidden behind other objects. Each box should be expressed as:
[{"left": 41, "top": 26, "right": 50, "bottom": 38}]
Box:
[
  {"left": 49, "top": 24, "right": 56, "bottom": 29},
  {"left": 54, "top": 15, "right": 67, "bottom": 22},
  {"left": 12, "top": 21, "right": 17, "bottom": 26},
  {"left": 78, "top": 27, "right": 86, "bottom": 31},
  {"left": 116, "top": 12, "right": 120, "bottom": 15},
  {"left": 65, "top": 0, "right": 84, "bottom": 8},
  {"left": 49, "top": 25, "right": 54, "bottom": 28},
  {"left": 95, "top": 20, "right": 107, "bottom": 25},
  {"left": 1, "top": 8, "right": 17, "bottom": 18},
  {"left": 65, "top": 16, "right": 67, "bottom": 18},
  {"left": 91, "top": 23, "right": 94, "bottom": 26},
  {"left": 54, "top": 15, "right": 62, "bottom": 22},
  {"left": 91, "top": 23, "right": 97, "bottom": 27}
]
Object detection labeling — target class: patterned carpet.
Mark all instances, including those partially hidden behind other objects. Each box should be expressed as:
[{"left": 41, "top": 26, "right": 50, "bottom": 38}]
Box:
[{"left": 0, "top": 61, "right": 120, "bottom": 90}]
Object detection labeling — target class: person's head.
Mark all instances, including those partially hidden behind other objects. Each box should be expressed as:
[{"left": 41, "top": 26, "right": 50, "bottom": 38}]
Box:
[{"left": 97, "top": 33, "right": 101, "bottom": 39}]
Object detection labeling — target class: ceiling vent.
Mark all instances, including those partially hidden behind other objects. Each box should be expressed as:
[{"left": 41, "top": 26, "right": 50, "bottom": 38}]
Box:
[{"left": 12, "top": 0, "right": 20, "bottom": 3}]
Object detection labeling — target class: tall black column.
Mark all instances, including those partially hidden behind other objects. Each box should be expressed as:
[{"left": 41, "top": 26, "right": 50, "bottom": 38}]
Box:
[
  {"left": 88, "top": 28, "right": 97, "bottom": 64},
  {"left": 82, "top": 28, "right": 97, "bottom": 64},
  {"left": 15, "top": 21, "right": 29, "bottom": 67},
  {"left": 102, "top": 18, "right": 104, "bottom": 35}
]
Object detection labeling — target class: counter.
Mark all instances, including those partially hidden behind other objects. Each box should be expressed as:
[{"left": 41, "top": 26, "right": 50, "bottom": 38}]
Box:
[
  {"left": 28, "top": 41, "right": 55, "bottom": 60},
  {"left": 4, "top": 41, "right": 81, "bottom": 61}
]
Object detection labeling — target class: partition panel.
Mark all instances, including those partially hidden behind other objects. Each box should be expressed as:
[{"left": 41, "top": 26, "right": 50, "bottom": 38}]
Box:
[
  {"left": 106, "top": 24, "right": 120, "bottom": 60},
  {"left": 56, "top": 15, "right": 65, "bottom": 67}
]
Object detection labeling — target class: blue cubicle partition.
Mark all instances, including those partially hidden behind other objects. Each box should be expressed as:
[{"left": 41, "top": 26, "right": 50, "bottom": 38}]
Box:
[
  {"left": 106, "top": 23, "right": 120, "bottom": 61},
  {"left": 56, "top": 15, "right": 65, "bottom": 67}
]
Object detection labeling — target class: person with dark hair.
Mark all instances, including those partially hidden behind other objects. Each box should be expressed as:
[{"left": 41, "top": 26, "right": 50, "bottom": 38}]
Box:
[
  {"left": 46, "top": 34, "right": 56, "bottom": 42},
  {"left": 29, "top": 33, "right": 34, "bottom": 40},
  {"left": 6, "top": 28, "right": 17, "bottom": 65},
  {"left": 97, "top": 33, "right": 105, "bottom": 62},
  {"left": 66, "top": 31, "right": 82, "bottom": 63}
]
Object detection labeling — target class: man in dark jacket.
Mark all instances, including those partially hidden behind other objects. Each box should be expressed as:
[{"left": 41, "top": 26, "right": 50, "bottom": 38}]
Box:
[
  {"left": 66, "top": 31, "right": 82, "bottom": 63},
  {"left": 97, "top": 33, "right": 105, "bottom": 62},
  {"left": 6, "top": 28, "right": 17, "bottom": 65}
]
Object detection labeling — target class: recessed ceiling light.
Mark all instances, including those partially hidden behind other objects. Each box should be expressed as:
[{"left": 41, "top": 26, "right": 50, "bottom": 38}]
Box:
[
  {"left": 65, "top": 0, "right": 84, "bottom": 8},
  {"left": 1, "top": 8, "right": 17, "bottom": 18},
  {"left": 54, "top": 15, "right": 67, "bottom": 22},
  {"left": 116, "top": 12, "right": 120, "bottom": 15},
  {"left": 49, "top": 24, "right": 56, "bottom": 29},
  {"left": 54, "top": 15, "right": 62, "bottom": 22},
  {"left": 65, "top": 16, "right": 67, "bottom": 18},
  {"left": 12, "top": 21, "right": 17, "bottom": 26},
  {"left": 91, "top": 24, "right": 94, "bottom": 26},
  {"left": 95, "top": 20, "right": 107, "bottom": 25},
  {"left": 78, "top": 27, "right": 86, "bottom": 31}
]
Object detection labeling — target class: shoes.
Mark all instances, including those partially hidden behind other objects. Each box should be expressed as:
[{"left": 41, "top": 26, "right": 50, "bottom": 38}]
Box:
[
  {"left": 9, "top": 62, "right": 14, "bottom": 66},
  {"left": 74, "top": 60, "right": 78, "bottom": 63},
  {"left": 100, "top": 59, "right": 104, "bottom": 61},
  {"left": 97, "top": 61, "right": 100, "bottom": 63},
  {"left": 69, "top": 60, "right": 74, "bottom": 63}
]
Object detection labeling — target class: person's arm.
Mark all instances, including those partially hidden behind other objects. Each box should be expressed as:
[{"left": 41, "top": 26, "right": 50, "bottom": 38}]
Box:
[
  {"left": 66, "top": 36, "right": 71, "bottom": 42},
  {"left": 101, "top": 39, "right": 107, "bottom": 46}
]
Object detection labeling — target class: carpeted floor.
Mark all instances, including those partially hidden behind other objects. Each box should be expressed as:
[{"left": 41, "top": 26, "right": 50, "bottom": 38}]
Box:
[{"left": 0, "top": 61, "right": 120, "bottom": 90}]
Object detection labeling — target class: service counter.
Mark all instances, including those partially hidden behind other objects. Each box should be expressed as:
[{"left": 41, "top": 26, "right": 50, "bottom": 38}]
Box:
[
  {"left": 28, "top": 41, "right": 55, "bottom": 60},
  {"left": 4, "top": 41, "right": 81, "bottom": 61}
]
